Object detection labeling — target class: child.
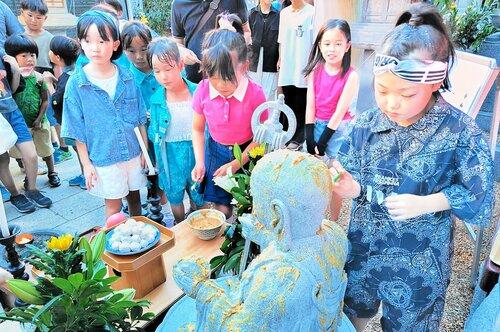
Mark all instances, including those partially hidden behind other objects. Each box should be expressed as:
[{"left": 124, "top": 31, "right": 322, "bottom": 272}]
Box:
[
  {"left": 19, "top": 0, "right": 63, "bottom": 164},
  {"left": 191, "top": 27, "right": 267, "bottom": 218},
  {"left": 48, "top": 36, "right": 84, "bottom": 188},
  {"left": 330, "top": 4, "right": 494, "bottom": 331},
  {"left": 19, "top": 0, "right": 53, "bottom": 74},
  {"left": 303, "top": 19, "right": 359, "bottom": 221},
  {"left": 0, "top": 51, "right": 40, "bottom": 213},
  {"left": 147, "top": 37, "right": 205, "bottom": 223},
  {"left": 122, "top": 22, "right": 176, "bottom": 223},
  {"left": 248, "top": 0, "right": 280, "bottom": 101},
  {"left": 121, "top": 21, "right": 159, "bottom": 112},
  {"left": 61, "top": 10, "right": 148, "bottom": 219},
  {"left": 5, "top": 34, "right": 60, "bottom": 189},
  {"left": 277, "top": 0, "right": 315, "bottom": 150}
]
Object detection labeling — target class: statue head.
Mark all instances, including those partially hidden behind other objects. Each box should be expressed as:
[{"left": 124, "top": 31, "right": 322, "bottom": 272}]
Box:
[{"left": 251, "top": 150, "right": 332, "bottom": 250}]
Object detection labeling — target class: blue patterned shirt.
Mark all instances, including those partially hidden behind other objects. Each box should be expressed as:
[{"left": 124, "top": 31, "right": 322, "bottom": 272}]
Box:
[
  {"left": 338, "top": 94, "right": 494, "bottom": 330},
  {"left": 61, "top": 64, "right": 147, "bottom": 167}
]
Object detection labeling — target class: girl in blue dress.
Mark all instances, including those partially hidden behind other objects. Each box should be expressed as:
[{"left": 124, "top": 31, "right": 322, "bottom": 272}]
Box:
[{"left": 330, "top": 3, "right": 494, "bottom": 331}]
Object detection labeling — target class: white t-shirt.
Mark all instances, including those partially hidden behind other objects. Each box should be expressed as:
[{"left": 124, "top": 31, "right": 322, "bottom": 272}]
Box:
[
  {"left": 277, "top": 4, "right": 315, "bottom": 88},
  {"left": 84, "top": 65, "right": 119, "bottom": 100}
]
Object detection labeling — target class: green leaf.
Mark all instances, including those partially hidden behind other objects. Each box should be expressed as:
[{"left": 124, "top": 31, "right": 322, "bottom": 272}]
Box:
[
  {"left": 67, "top": 273, "right": 84, "bottom": 288},
  {"left": 223, "top": 251, "right": 242, "bottom": 273},
  {"left": 220, "top": 238, "right": 231, "bottom": 253},
  {"left": 52, "top": 278, "right": 75, "bottom": 294},
  {"left": 232, "top": 192, "right": 251, "bottom": 206},
  {"left": 228, "top": 246, "right": 244, "bottom": 257},
  {"left": 33, "top": 294, "right": 63, "bottom": 321},
  {"left": 131, "top": 306, "right": 143, "bottom": 321},
  {"left": 209, "top": 255, "right": 227, "bottom": 270},
  {"left": 233, "top": 144, "right": 242, "bottom": 164}
]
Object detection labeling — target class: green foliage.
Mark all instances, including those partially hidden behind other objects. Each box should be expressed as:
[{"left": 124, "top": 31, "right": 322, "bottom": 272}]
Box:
[
  {"left": 140, "top": 0, "right": 172, "bottom": 36},
  {"left": 438, "top": 0, "right": 499, "bottom": 52},
  {"left": 209, "top": 144, "right": 265, "bottom": 278},
  {"left": 0, "top": 233, "right": 152, "bottom": 331}
]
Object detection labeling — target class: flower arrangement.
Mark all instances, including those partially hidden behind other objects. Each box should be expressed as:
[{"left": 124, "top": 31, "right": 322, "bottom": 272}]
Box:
[
  {"left": 437, "top": 0, "right": 499, "bottom": 52},
  {"left": 0, "top": 232, "right": 153, "bottom": 331},
  {"left": 210, "top": 144, "right": 265, "bottom": 277}
]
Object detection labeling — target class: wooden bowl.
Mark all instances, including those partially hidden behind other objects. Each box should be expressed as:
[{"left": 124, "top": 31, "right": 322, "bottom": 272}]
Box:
[{"left": 15, "top": 233, "right": 33, "bottom": 247}]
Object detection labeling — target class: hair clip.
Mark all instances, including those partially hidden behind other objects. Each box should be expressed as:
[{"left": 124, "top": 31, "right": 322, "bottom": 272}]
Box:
[{"left": 218, "top": 18, "right": 236, "bottom": 32}]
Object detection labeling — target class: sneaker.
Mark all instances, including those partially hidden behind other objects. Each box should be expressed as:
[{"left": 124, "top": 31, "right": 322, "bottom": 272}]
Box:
[
  {"left": 10, "top": 194, "right": 36, "bottom": 213},
  {"left": 1, "top": 185, "right": 11, "bottom": 202},
  {"left": 25, "top": 190, "right": 52, "bottom": 208},
  {"left": 68, "top": 174, "right": 84, "bottom": 186},
  {"left": 48, "top": 172, "right": 61, "bottom": 187},
  {"left": 79, "top": 176, "right": 87, "bottom": 190},
  {"left": 54, "top": 149, "right": 73, "bottom": 164}
]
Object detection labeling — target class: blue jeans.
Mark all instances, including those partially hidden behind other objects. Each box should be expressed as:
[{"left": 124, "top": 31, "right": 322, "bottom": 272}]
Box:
[{"left": 314, "top": 119, "right": 350, "bottom": 159}]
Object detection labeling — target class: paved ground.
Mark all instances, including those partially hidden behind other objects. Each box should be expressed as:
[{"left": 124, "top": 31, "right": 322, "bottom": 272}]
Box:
[{"left": 4, "top": 155, "right": 110, "bottom": 238}]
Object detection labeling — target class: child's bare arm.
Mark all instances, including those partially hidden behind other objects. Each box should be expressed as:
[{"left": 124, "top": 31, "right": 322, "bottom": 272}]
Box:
[
  {"left": 33, "top": 90, "right": 49, "bottom": 128},
  {"left": 192, "top": 112, "right": 206, "bottom": 182},
  {"left": 76, "top": 141, "right": 97, "bottom": 190},
  {"left": 329, "top": 160, "right": 361, "bottom": 199},
  {"left": 327, "top": 71, "right": 359, "bottom": 130},
  {"left": 385, "top": 192, "right": 450, "bottom": 220}
]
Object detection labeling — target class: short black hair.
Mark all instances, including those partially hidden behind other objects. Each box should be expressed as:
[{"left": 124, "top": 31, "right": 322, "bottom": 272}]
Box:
[
  {"left": 50, "top": 36, "right": 81, "bottom": 66},
  {"left": 121, "top": 21, "right": 152, "bottom": 50},
  {"left": 147, "top": 37, "right": 180, "bottom": 69},
  {"left": 201, "top": 29, "right": 247, "bottom": 83},
  {"left": 77, "top": 10, "right": 123, "bottom": 61},
  {"left": 5, "top": 34, "right": 38, "bottom": 57},
  {"left": 20, "top": 0, "right": 48, "bottom": 15},
  {"left": 99, "top": 0, "right": 123, "bottom": 13}
]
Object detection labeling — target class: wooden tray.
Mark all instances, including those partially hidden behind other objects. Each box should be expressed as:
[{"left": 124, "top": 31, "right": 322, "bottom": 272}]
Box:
[{"left": 102, "top": 216, "right": 175, "bottom": 272}]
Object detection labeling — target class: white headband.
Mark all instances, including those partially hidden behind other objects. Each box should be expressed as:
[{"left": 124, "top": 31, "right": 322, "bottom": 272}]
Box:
[{"left": 373, "top": 53, "right": 448, "bottom": 84}]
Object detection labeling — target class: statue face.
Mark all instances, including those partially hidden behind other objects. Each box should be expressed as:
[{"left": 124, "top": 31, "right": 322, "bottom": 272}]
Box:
[{"left": 251, "top": 151, "right": 332, "bottom": 239}]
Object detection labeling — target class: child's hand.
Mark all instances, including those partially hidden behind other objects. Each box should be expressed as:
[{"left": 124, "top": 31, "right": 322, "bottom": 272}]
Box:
[
  {"left": 329, "top": 160, "right": 359, "bottom": 198},
  {"left": 213, "top": 160, "right": 239, "bottom": 178},
  {"left": 192, "top": 163, "right": 205, "bottom": 183},
  {"left": 43, "top": 71, "right": 57, "bottom": 86},
  {"left": 83, "top": 163, "right": 98, "bottom": 191},
  {"left": 385, "top": 194, "right": 426, "bottom": 220},
  {"left": 32, "top": 119, "right": 42, "bottom": 129},
  {"left": 2, "top": 54, "right": 19, "bottom": 73}
]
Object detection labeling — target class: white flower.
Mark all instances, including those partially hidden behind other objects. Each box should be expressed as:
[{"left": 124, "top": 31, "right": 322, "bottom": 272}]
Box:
[{"left": 213, "top": 167, "right": 238, "bottom": 193}]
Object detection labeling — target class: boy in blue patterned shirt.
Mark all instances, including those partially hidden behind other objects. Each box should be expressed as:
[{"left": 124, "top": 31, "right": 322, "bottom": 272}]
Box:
[{"left": 329, "top": 4, "right": 494, "bottom": 332}]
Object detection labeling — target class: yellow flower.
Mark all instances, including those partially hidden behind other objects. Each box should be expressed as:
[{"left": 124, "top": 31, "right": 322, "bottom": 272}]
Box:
[
  {"left": 248, "top": 145, "right": 265, "bottom": 159},
  {"left": 140, "top": 15, "right": 148, "bottom": 24},
  {"left": 451, "top": 4, "right": 456, "bottom": 9},
  {"left": 47, "top": 234, "right": 73, "bottom": 251}
]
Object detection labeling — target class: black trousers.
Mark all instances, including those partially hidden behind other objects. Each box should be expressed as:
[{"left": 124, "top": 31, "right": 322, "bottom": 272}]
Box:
[{"left": 280, "top": 85, "right": 307, "bottom": 144}]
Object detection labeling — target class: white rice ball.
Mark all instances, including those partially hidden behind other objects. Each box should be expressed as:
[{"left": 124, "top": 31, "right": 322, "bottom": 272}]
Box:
[
  {"left": 121, "top": 235, "right": 133, "bottom": 243},
  {"left": 140, "top": 239, "right": 149, "bottom": 248},
  {"left": 131, "top": 234, "right": 141, "bottom": 243},
  {"left": 119, "top": 243, "right": 131, "bottom": 252},
  {"left": 130, "top": 242, "right": 141, "bottom": 252},
  {"left": 125, "top": 218, "right": 137, "bottom": 227},
  {"left": 111, "top": 241, "right": 120, "bottom": 251}
]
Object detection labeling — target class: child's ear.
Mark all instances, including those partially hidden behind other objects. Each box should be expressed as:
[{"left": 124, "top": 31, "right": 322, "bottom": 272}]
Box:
[
  {"left": 431, "top": 81, "right": 442, "bottom": 92},
  {"left": 113, "top": 40, "right": 120, "bottom": 51},
  {"left": 178, "top": 59, "right": 185, "bottom": 72},
  {"left": 43, "top": 15, "right": 48, "bottom": 22},
  {"left": 241, "top": 59, "right": 249, "bottom": 73}
]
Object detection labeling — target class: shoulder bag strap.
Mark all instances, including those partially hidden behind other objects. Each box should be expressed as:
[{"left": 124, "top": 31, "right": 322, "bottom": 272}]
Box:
[{"left": 185, "top": 0, "right": 222, "bottom": 47}]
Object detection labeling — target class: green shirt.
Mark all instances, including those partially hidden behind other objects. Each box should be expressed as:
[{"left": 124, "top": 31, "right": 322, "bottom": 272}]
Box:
[{"left": 14, "top": 73, "right": 47, "bottom": 126}]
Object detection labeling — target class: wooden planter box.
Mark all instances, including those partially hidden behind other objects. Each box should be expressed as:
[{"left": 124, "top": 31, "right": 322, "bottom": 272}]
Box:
[{"left": 102, "top": 216, "right": 175, "bottom": 298}]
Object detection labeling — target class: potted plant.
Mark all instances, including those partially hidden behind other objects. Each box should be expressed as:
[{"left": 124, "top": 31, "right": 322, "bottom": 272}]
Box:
[
  {"left": 209, "top": 144, "right": 265, "bottom": 277},
  {"left": 437, "top": 0, "right": 499, "bottom": 52},
  {"left": 0, "top": 232, "right": 153, "bottom": 331}
]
